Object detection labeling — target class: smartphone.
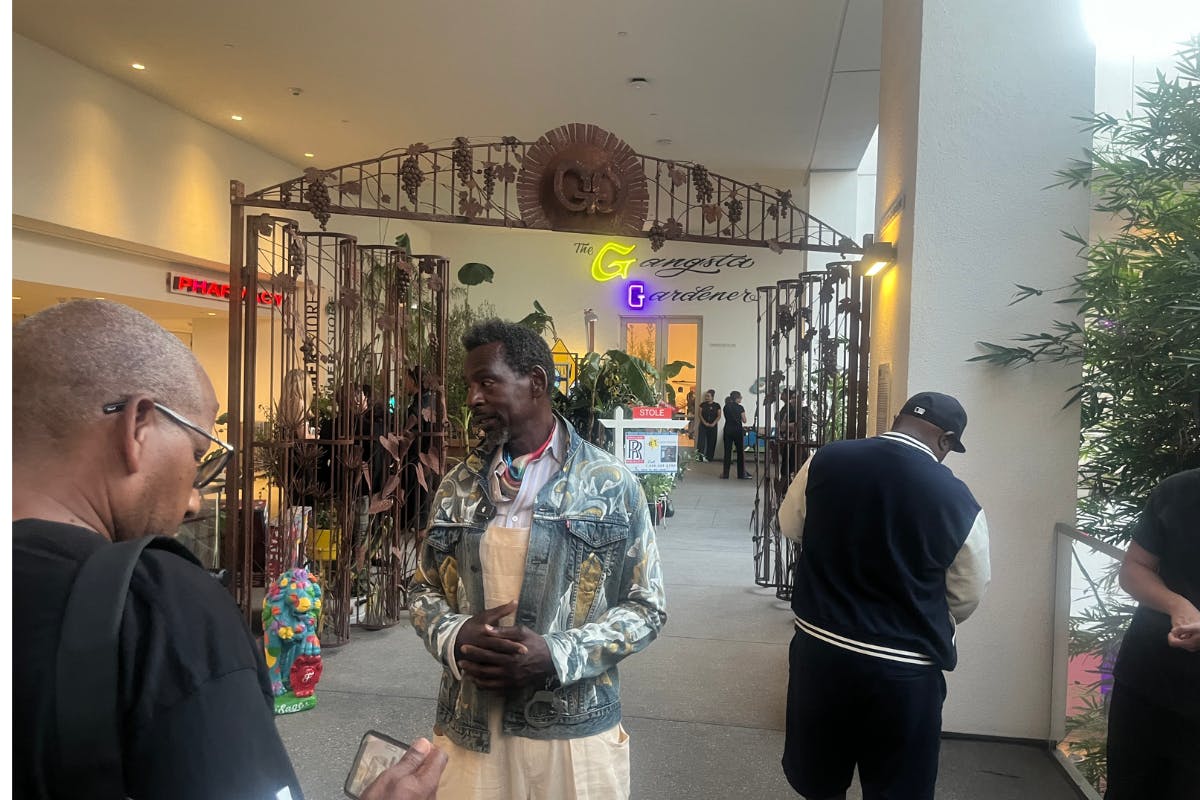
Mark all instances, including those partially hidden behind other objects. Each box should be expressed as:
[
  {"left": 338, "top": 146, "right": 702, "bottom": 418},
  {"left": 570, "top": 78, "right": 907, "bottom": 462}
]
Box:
[{"left": 344, "top": 730, "right": 410, "bottom": 799}]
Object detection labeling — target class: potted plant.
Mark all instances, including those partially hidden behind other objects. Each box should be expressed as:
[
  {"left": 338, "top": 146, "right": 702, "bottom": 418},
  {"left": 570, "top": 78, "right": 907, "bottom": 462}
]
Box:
[
  {"left": 309, "top": 507, "right": 337, "bottom": 563},
  {"left": 638, "top": 473, "right": 676, "bottom": 525}
]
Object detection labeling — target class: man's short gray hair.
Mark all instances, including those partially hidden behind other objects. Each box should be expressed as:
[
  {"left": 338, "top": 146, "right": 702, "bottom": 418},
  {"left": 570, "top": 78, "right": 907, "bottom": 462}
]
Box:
[{"left": 13, "top": 300, "right": 208, "bottom": 449}]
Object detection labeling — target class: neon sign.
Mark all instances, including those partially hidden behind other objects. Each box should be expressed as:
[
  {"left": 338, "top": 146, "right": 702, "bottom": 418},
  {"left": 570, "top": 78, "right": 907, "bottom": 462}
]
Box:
[
  {"left": 168, "top": 274, "right": 283, "bottom": 307},
  {"left": 590, "top": 241, "right": 638, "bottom": 282},
  {"left": 626, "top": 281, "right": 646, "bottom": 310}
]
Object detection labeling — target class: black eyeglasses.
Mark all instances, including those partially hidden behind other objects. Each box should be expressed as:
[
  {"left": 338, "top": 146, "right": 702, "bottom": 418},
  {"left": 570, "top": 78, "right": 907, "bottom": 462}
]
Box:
[{"left": 102, "top": 401, "right": 235, "bottom": 489}]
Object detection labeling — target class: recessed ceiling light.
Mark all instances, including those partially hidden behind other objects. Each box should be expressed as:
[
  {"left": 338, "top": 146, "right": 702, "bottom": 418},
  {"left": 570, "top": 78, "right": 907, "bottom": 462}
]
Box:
[
  {"left": 131, "top": 63, "right": 146, "bottom": 70},
  {"left": 231, "top": 114, "right": 243, "bottom": 121},
  {"left": 13, "top": 296, "right": 22, "bottom": 301},
  {"left": 617, "top": 31, "right": 629, "bottom": 37},
  {"left": 627, "top": 77, "right": 651, "bottom": 89},
  {"left": 304, "top": 153, "right": 315, "bottom": 158},
  {"left": 649, "top": 112, "right": 659, "bottom": 117},
  {"left": 95, "top": 297, "right": 106, "bottom": 300},
  {"left": 656, "top": 138, "right": 673, "bottom": 146},
  {"left": 223, "top": 43, "right": 235, "bottom": 49},
  {"left": 207, "top": 311, "right": 217, "bottom": 316}
]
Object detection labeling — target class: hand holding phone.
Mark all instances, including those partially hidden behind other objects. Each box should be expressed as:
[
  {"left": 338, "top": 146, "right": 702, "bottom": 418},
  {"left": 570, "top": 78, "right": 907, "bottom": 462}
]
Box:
[{"left": 344, "top": 732, "right": 446, "bottom": 800}]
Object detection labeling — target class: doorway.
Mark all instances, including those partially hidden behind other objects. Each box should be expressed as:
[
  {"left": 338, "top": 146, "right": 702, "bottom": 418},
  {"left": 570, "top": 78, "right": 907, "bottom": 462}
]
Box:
[{"left": 620, "top": 316, "right": 701, "bottom": 434}]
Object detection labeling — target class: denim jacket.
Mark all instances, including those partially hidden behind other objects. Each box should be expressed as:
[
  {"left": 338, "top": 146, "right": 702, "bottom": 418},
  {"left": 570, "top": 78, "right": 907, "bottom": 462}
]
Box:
[{"left": 409, "top": 417, "right": 667, "bottom": 753}]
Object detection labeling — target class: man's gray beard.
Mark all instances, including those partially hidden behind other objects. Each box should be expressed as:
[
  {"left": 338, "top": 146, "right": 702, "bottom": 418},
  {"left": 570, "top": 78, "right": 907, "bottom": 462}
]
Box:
[{"left": 481, "top": 426, "right": 510, "bottom": 452}]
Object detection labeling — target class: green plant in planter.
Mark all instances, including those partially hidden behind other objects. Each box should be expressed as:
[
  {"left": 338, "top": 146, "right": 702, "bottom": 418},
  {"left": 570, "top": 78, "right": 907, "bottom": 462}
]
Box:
[
  {"left": 554, "top": 350, "right": 693, "bottom": 446},
  {"left": 638, "top": 473, "right": 676, "bottom": 500},
  {"left": 448, "top": 405, "right": 476, "bottom": 448},
  {"left": 446, "top": 280, "right": 497, "bottom": 419},
  {"left": 313, "top": 507, "right": 334, "bottom": 531}
]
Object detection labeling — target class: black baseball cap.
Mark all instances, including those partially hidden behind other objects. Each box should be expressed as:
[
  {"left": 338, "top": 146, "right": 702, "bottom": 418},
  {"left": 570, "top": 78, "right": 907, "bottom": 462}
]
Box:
[{"left": 899, "top": 392, "right": 968, "bottom": 452}]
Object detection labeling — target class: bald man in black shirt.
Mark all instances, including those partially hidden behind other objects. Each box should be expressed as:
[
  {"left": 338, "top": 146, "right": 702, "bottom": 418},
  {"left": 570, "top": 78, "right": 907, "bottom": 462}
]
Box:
[{"left": 13, "top": 300, "right": 445, "bottom": 800}]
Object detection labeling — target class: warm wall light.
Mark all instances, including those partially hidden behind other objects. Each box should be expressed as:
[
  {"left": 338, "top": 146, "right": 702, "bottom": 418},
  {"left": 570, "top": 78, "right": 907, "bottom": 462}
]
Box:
[
  {"left": 304, "top": 152, "right": 315, "bottom": 158},
  {"left": 862, "top": 240, "right": 897, "bottom": 277},
  {"left": 231, "top": 114, "right": 243, "bottom": 121},
  {"left": 131, "top": 63, "right": 146, "bottom": 70}
]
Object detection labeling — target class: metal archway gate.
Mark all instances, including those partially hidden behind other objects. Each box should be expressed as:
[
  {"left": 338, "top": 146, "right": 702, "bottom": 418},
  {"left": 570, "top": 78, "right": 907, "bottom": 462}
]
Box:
[{"left": 225, "top": 122, "right": 869, "bottom": 640}]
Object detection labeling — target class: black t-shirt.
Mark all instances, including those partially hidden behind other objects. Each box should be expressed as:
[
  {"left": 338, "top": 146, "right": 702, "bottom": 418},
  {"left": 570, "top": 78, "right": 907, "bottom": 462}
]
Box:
[
  {"left": 1112, "top": 469, "right": 1200, "bottom": 718},
  {"left": 13, "top": 520, "right": 303, "bottom": 799},
  {"left": 723, "top": 401, "right": 745, "bottom": 433},
  {"left": 699, "top": 400, "right": 721, "bottom": 425}
]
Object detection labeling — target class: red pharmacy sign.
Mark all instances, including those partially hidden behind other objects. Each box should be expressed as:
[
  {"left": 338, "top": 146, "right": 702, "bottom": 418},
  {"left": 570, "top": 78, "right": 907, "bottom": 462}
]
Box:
[{"left": 168, "top": 274, "right": 283, "bottom": 307}]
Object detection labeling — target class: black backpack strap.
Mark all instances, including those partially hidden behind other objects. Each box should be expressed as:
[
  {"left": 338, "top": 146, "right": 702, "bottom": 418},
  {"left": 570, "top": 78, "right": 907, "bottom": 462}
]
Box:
[{"left": 56, "top": 536, "right": 160, "bottom": 798}]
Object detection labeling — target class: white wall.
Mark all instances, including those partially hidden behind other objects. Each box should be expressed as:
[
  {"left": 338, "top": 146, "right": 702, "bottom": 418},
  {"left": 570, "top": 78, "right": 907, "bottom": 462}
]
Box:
[
  {"left": 805, "top": 171, "right": 860, "bottom": 271},
  {"left": 12, "top": 34, "right": 435, "bottom": 422},
  {"left": 13, "top": 35, "right": 297, "bottom": 263},
  {"left": 420, "top": 223, "right": 807, "bottom": 406},
  {"left": 856, "top": 127, "right": 879, "bottom": 246},
  {"left": 878, "top": 0, "right": 1092, "bottom": 739},
  {"left": 12, "top": 33, "right": 433, "bottom": 268}
]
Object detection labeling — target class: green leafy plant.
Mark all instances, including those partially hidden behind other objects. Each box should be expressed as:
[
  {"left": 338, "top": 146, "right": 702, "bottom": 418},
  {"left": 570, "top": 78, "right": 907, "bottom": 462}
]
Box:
[
  {"left": 457, "top": 262, "right": 494, "bottom": 290},
  {"left": 448, "top": 404, "right": 476, "bottom": 448},
  {"left": 554, "top": 350, "right": 680, "bottom": 445},
  {"left": 517, "top": 300, "right": 557, "bottom": 339},
  {"left": 314, "top": 507, "right": 334, "bottom": 530},
  {"left": 445, "top": 288, "right": 496, "bottom": 422},
  {"left": 638, "top": 473, "right": 676, "bottom": 500},
  {"left": 971, "top": 39, "right": 1200, "bottom": 790}
]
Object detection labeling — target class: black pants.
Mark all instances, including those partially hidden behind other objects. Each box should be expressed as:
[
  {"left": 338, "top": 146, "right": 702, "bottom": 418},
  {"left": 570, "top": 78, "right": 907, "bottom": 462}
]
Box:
[
  {"left": 722, "top": 429, "right": 746, "bottom": 477},
  {"left": 783, "top": 629, "right": 945, "bottom": 800},
  {"left": 1105, "top": 681, "right": 1200, "bottom": 800},
  {"left": 697, "top": 425, "right": 717, "bottom": 461}
]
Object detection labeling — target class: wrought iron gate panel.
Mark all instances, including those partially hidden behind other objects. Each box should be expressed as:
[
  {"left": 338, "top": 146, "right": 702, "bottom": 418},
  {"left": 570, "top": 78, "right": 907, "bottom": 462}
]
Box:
[
  {"left": 226, "top": 213, "right": 448, "bottom": 644},
  {"left": 751, "top": 267, "right": 870, "bottom": 600}
]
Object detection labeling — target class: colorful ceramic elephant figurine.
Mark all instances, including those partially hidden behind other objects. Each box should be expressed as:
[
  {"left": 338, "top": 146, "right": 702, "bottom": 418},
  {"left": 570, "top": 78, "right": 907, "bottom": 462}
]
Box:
[{"left": 262, "top": 568, "right": 324, "bottom": 709}]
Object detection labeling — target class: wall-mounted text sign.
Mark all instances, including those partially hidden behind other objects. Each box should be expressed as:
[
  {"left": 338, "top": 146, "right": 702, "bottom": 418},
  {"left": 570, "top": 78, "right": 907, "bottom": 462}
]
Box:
[
  {"left": 168, "top": 274, "right": 283, "bottom": 307},
  {"left": 585, "top": 242, "right": 764, "bottom": 309}
]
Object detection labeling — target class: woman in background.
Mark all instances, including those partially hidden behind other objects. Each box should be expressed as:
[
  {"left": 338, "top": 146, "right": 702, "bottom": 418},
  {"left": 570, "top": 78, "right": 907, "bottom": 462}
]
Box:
[{"left": 721, "top": 391, "right": 751, "bottom": 480}]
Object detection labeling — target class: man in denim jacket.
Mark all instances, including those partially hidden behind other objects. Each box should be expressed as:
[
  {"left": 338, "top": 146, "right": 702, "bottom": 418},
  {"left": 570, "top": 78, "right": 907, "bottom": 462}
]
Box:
[{"left": 410, "top": 320, "right": 666, "bottom": 798}]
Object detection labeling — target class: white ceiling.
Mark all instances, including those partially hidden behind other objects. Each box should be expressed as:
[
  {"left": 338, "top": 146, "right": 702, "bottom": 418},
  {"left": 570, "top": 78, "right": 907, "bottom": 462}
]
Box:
[{"left": 13, "top": 0, "right": 880, "bottom": 180}]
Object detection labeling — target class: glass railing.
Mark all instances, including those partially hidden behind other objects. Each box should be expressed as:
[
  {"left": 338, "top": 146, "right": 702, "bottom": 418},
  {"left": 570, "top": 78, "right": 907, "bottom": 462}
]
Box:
[{"left": 1052, "top": 522, "right": 1125, "bottom": 800}]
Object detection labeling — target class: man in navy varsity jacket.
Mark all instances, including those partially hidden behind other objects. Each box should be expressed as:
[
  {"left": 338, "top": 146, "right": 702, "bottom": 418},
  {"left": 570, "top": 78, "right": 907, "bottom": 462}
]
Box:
[{"left": 777, "top": 391, "right": 990, "bottom": 800}]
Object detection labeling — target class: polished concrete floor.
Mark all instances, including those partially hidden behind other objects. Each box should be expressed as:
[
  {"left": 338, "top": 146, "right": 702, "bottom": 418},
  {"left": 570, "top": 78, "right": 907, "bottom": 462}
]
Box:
[{"left": 277, "top": 458, "right": 1083, "bottom": 799}]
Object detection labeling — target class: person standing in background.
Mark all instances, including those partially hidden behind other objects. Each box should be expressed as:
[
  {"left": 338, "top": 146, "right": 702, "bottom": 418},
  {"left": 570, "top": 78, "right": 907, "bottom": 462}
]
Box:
[
  {"left": 721, "top": 390, "right": 750, "bottom": 480},
  {"left": 1103, "top": 468, "right": 1199, "bottom": 800},
  {"left": 696, "top": 389, "right": 721, "bottom": 463}
]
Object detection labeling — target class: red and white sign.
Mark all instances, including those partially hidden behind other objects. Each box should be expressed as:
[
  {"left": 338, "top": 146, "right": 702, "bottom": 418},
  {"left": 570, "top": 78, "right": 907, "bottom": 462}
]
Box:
[
  {"left": 168, "top": 273, "right": 283, "bottom": 307},
  {"left": 631, "top": 405, "right": 675, "bottom": 420}
]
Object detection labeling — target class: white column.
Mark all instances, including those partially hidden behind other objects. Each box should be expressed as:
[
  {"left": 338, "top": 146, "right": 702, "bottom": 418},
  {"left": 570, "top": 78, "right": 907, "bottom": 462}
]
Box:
[{"left": 875, "top": 0, "right": 1093, "bottom": 739}]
